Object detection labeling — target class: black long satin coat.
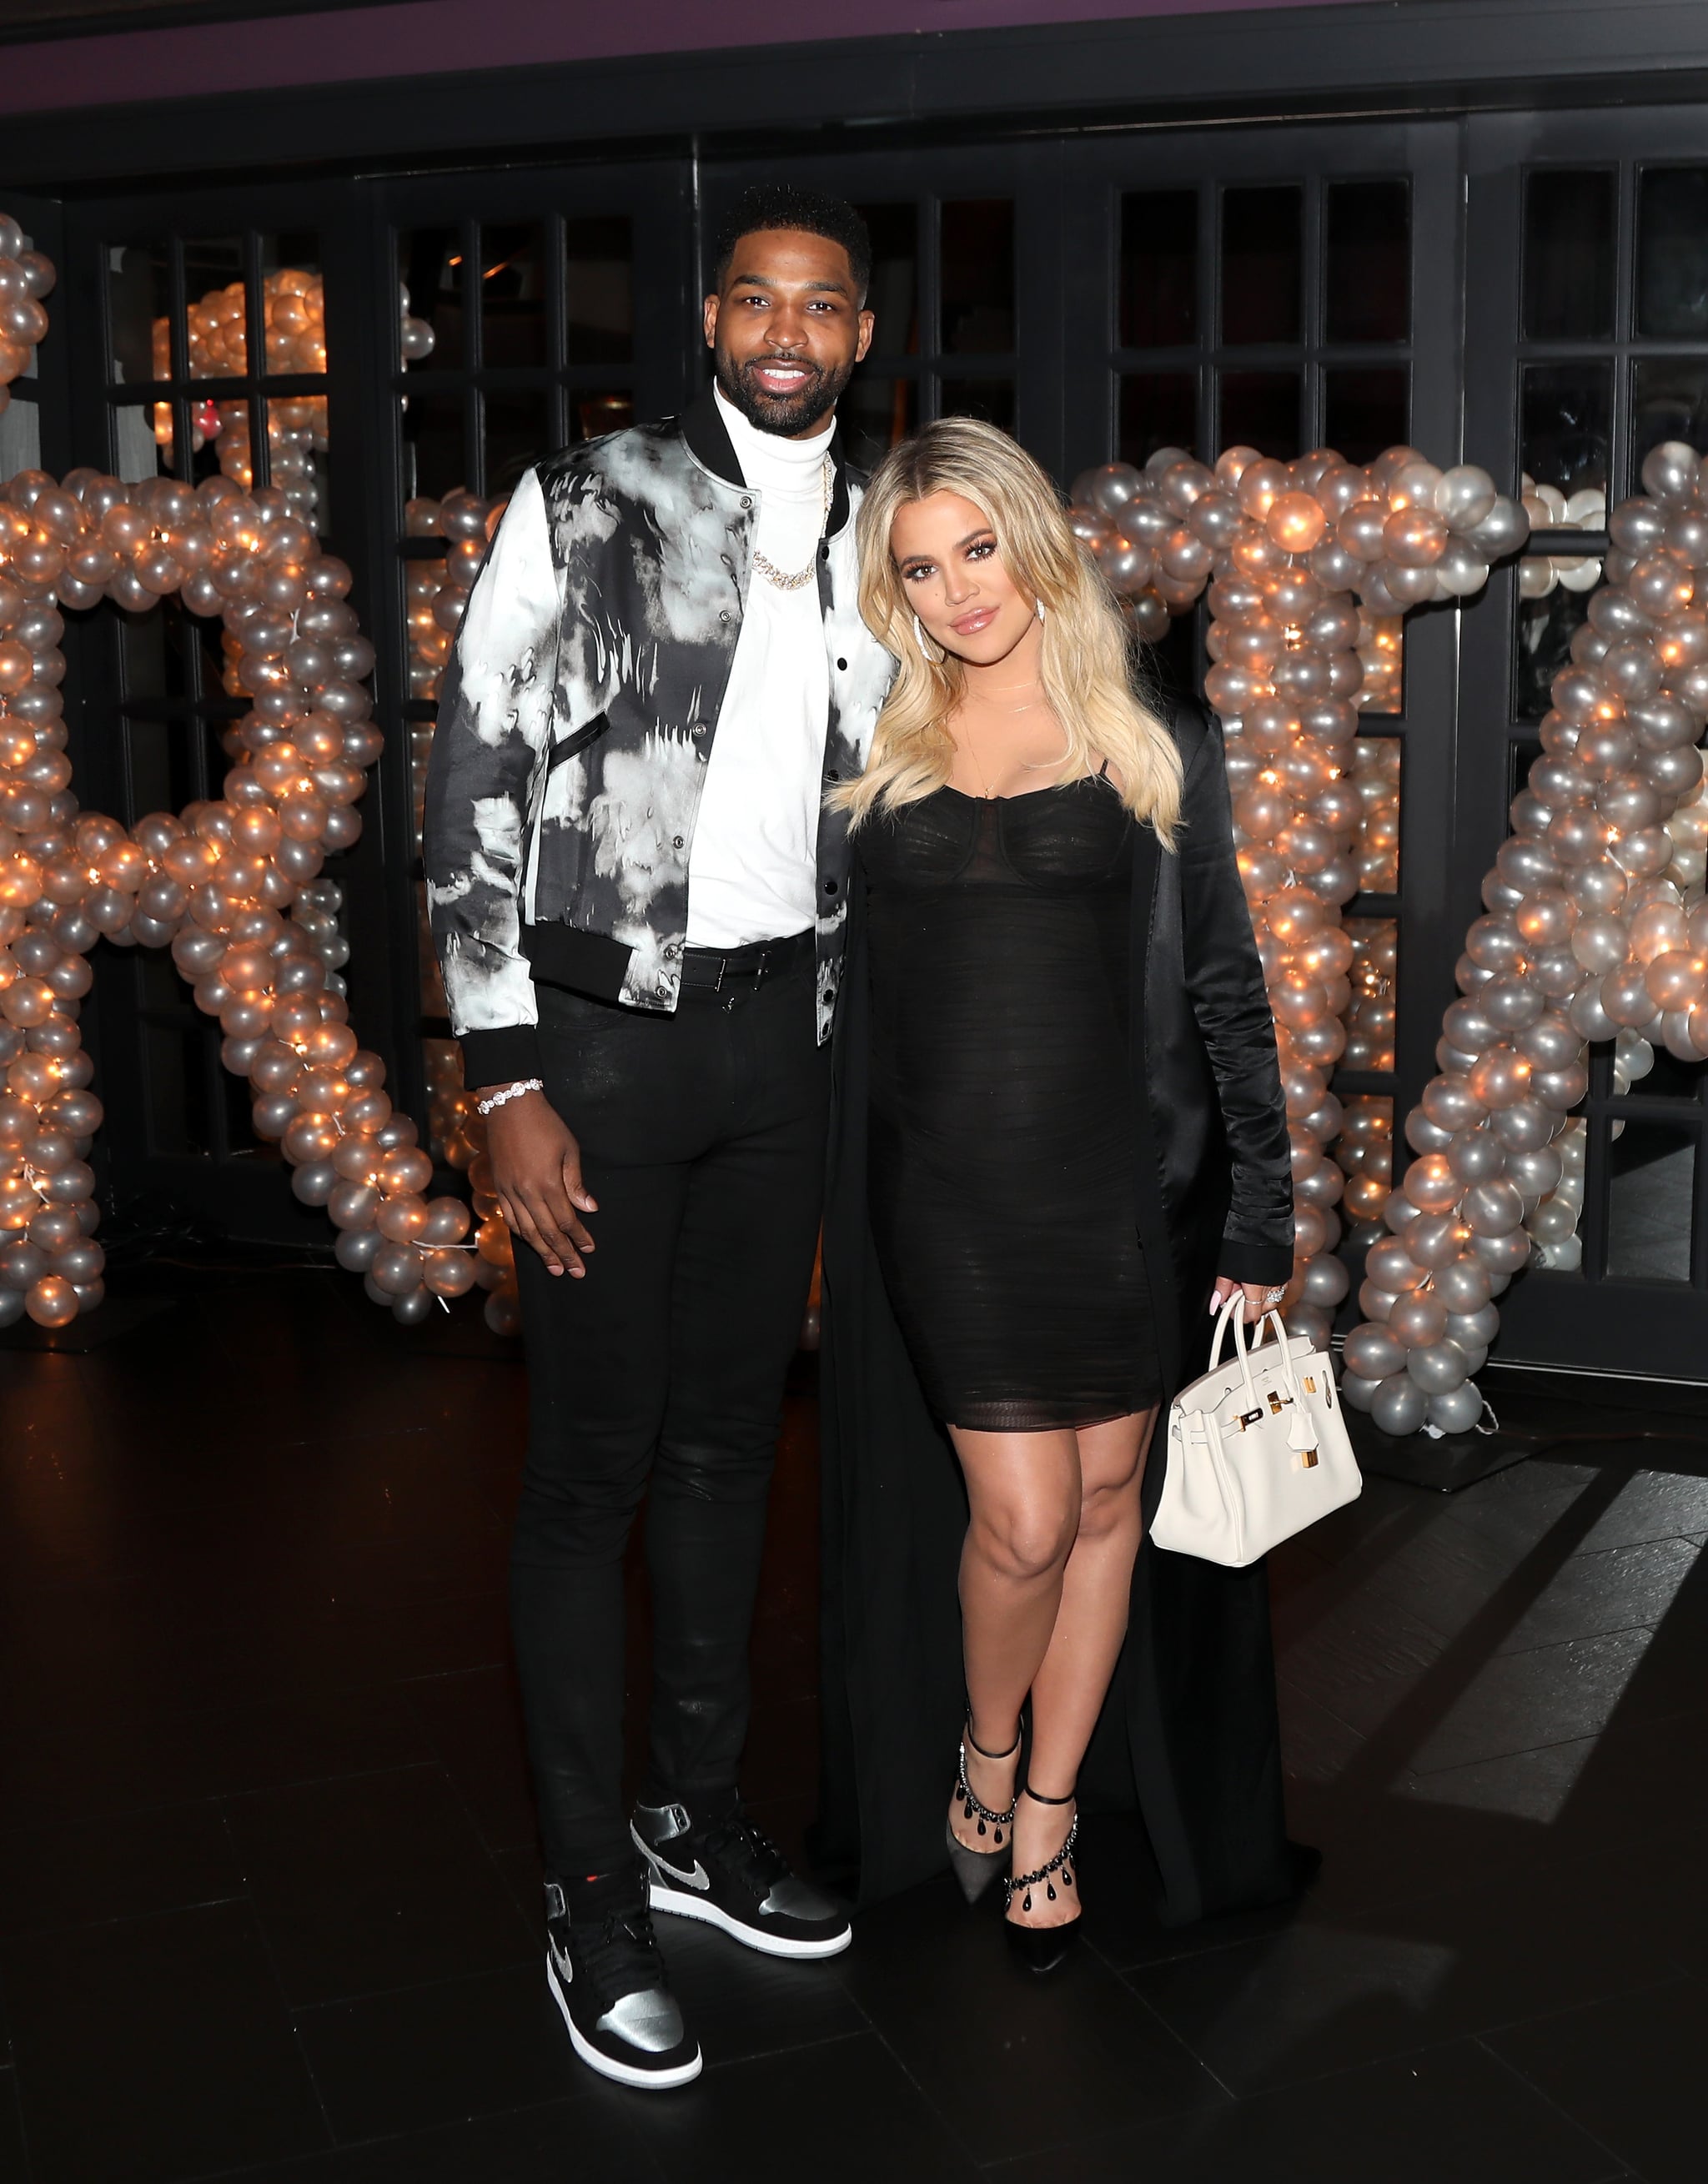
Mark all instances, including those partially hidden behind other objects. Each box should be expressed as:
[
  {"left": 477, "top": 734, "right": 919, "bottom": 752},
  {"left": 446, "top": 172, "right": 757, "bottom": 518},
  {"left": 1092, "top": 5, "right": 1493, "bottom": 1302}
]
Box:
[{"left": 817, "top": 695, "right": 1299, "bottom": 1920}]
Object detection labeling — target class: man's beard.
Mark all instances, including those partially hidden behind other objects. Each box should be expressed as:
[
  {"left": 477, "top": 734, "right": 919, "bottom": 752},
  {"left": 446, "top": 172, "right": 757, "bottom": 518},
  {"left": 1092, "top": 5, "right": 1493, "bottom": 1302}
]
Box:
[{"left": 715, "top": 345, "right": 854, "bottom": 437}]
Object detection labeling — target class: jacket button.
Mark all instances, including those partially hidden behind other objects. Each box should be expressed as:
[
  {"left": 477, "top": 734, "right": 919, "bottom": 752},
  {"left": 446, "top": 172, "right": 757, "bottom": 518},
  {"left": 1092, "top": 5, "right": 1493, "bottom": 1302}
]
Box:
[
  {"left": 836, "top": 657, "right": 847, "bottom": 670},
  {"left": 673, "top": 835, "right": 685, "bottom": 849},
  {"left": 741, "top": 496, "right": 752, "bottom": 510},
  {"left": 719, "top": 610, "right": 731, "bottom": 623},
  {"left": 823, "top": 879, "right": 838, "bottom": 895}
]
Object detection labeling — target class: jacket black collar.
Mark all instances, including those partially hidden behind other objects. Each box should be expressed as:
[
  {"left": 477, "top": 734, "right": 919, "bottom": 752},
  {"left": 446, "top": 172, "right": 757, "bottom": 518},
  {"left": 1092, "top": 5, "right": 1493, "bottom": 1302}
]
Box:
[{"left": 683, "top": 379, "right": 855, "bottom": 537}]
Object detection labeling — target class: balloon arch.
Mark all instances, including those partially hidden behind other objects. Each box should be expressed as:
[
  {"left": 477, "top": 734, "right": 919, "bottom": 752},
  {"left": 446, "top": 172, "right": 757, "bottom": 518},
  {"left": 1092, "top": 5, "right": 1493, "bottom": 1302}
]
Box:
[{"left": 6, "top": 208, "right": 1706, "bottom": 1427}]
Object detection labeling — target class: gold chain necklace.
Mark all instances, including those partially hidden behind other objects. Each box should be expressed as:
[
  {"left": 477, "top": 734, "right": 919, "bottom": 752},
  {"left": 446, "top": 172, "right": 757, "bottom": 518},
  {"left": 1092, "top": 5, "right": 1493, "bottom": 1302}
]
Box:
[{"left": 751, "top": 455, "right": 833, "bottom": 591}]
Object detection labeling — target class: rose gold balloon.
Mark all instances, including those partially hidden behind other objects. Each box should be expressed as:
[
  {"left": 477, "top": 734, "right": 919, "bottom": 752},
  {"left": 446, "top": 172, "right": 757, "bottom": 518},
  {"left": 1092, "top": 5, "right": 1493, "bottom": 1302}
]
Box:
[{"left": 24, "top": 1273, "right": 77, "bottom": 1327}]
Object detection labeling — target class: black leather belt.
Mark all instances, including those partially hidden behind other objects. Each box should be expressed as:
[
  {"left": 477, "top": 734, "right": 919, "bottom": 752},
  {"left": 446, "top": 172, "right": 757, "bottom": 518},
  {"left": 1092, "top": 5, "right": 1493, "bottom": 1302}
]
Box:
[{"left": 678, "top": 926, "right": 814, "bottom": 993}]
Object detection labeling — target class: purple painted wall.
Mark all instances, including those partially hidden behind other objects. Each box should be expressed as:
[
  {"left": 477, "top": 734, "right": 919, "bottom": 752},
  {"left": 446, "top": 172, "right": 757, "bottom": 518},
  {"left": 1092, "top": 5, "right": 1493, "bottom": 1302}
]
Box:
[{"left": 0, "top": 0, "right": 1370, "bottom": 117}]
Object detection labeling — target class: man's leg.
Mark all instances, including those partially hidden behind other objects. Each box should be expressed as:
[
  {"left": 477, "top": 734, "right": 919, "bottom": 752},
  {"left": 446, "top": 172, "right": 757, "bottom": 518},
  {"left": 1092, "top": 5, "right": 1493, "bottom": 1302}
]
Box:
[
  {"left": 510, "top": 990, "right": 725, "bottom": 1881},
  {"left": 642, "top": 965, "right": 831, "bottom": 1814},
  {"left": 630, "top": 961, "right": 849, "bottom": 1957},
  {"left": 510, "top": 1157, "right": 683, "bottom": 1879}
]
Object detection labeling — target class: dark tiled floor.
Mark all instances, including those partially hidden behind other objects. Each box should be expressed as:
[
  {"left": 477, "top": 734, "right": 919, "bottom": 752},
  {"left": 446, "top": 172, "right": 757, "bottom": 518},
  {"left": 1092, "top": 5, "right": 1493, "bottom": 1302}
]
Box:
[{"left": 2, "top": 1265, "right": 1704, "bottom": 2183}]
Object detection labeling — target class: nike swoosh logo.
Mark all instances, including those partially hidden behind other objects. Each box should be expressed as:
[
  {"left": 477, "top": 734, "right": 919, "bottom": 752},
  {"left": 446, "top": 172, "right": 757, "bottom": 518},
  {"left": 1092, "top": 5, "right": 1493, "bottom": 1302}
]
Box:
[
  {"left": 550, "top": 1935, "right": 574, "bottom": 1985},
  {"left": 647, "top": 1848, "right": 711, "bottom": 1891}
]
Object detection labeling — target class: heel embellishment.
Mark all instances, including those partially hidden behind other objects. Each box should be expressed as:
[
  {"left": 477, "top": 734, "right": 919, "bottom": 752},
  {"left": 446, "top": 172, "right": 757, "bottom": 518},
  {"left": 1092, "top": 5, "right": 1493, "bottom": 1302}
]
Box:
[
  {"left": 957, "top": 1735, "right": 1017, "bottom": 1850},
  {"left": 1005, "top": 1810, "right": 1078, "bottom": 1916}
]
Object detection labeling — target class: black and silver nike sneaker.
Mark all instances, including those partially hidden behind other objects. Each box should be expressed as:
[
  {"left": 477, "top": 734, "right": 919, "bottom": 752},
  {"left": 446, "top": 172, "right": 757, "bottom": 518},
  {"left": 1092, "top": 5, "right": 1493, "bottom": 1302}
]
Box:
[
  {"left": 632, "top": 1797, "right": 852, "bottom": 1960},
  {"left": 544, "top": 1866, "right": 702, "bottom": 2091}
]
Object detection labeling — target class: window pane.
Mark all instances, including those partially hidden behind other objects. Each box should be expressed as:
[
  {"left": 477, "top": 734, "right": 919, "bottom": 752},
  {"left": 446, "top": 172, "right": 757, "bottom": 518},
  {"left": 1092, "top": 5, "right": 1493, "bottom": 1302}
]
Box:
[
  {"left": 264, "top": 393, "right": 327, "bottom": 530},
  {"left": 857, "top": 203, "right": 920, "bottom": 359},
  {"left": 1221, "top": 187, "right": 1301, "bottom": 345},
  {"left": 145, "top": 1022, "right": 213, "bottom": 1158},
  {"left": 1632, "top": 359, "right": 1708, "bottom": 495},
  {"left": 1605, "top": 1121, "right": 1695, "bottom": 1282},
  {"left": 1323, "top": 367, "right": 1409, "bottom": 467},
  {"left": 1219, "top": 369, "right": 1300, "bottom": 459},
  {"left": 1341, "top": 916, "right": 1397, "bottom": 1072},
  {"left": 1515, "top": 585, "right": 1591, "bottom": 721},
  {"left": 108, "top": 240, "right": 171, "bottom": 387},
  {"left": 259, "top": 238, "right": 324, "bottom": 376},
  {"left": 1638, "top": 168, "right": 1708, "bottom": 338},
  {"left": 1357, "top": 610, "right": 1404, "bottom": 715},
  {"left": 182, "top": 238, "right": 244, "bottom": 382},
  {"left": 401, "top": 390, "right": 466, "bottom": 505},
  {"left": 481, "top": 222, "right": 548, "bottom": 369},
  {"left": 417, "top": 880, "right": 448, "bottom": 1016},
  {"left": 119, "top": 598, "right": 195, "bottom": 707},
  {"left": 1524, "top": 169, "right": 1616, "bottom": 340},
  {"left": 399, "top": 225, "right": 466, "bottom": 369},
  {"left": 196, "top": 394, "right": 250, "bottom": 490},
  {"left": 1120, "top": 189, "right": 1197, "bottom": 349},
  {"left": 1147, "top": 609, "right": 1203, "bottom": 708},
  {"left": 939, "top": 379, "right": 1014, "bottom": 433},
  {"left": 941, "top": 200, "right": 1014, "bottom": 354},
  {"left": 1520, "top": 361, "right": 1610, "bottom": 497},
  {"left": 1353, "top": 736, "right": 1400, "bottom": 894},
  {"left": 841, "top": 374, "right": 917, "bottom": 472},
  {"left": 1324, "top": 179, "right": 1409, "bottom": 343},
  {"left": 1334, "top": 1093, "right": 1394, "bottom": 1238},
  {"left": 484, "top": 388, "right": 552, "bottom": 496},
  {"left": 570, "top": 390, "right": 633, "bottom": 444},
  {"left": 565, "top": 215, "right": 633, "bottom": 364},
  {"left": 1626, "top": 1048, "right": 1705, "bottom": 1102},
  {"left": 405, "top": 550, "right": 450, "bottom": 705},
  {"left": 1119, "top": 370, "right": 1198, "bottom": 464},
  {"left": 121, "top": 714, "right": 192, "bottom": 822}
]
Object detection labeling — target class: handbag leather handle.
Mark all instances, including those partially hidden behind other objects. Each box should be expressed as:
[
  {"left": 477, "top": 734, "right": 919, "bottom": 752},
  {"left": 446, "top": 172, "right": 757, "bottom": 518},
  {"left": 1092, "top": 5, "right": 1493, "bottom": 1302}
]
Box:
[{"left": 1208, "top": 1296, "right": 1289, "bottom": 1373}]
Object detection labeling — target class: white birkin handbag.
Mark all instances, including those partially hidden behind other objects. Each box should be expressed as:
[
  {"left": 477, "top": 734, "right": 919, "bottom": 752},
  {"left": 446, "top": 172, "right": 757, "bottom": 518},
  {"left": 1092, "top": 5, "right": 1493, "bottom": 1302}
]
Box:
[{"left": 1153, "top": 1298, "right": 1361, "bottom": 1568}]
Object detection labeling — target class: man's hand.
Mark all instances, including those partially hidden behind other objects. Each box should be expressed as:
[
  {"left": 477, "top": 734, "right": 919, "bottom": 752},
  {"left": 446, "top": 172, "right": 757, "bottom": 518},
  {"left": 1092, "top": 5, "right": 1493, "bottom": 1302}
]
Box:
[{"left": 480, "top": 1088, "right": 597, "bottom": 1278}]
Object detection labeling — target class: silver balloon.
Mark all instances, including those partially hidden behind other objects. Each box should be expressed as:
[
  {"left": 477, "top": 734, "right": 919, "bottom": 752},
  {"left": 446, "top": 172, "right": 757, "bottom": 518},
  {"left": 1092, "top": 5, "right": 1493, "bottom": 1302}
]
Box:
[
  {"left": 1426, "top": 1383, "right": 1484, "bottom": 1433},
  {"left": 1406, "top": 1338, "right": 1469, "bottom": 1393},
  {"left": 1371, "top": 1373, "right": 1428, "bottom": 1437}
]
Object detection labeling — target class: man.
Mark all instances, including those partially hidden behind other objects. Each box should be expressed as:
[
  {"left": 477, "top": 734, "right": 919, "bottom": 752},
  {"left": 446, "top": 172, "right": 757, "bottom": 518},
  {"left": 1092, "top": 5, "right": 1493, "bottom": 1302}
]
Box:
[{"left": 423, "top": 187, "right": 893, "bottom": 2090}]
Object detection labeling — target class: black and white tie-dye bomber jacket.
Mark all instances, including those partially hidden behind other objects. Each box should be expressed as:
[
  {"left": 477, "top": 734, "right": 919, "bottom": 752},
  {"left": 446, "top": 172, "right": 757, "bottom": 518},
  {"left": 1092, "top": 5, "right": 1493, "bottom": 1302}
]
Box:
[{"left": 422, "top": 384, "right": 897, "bottom": 1088}]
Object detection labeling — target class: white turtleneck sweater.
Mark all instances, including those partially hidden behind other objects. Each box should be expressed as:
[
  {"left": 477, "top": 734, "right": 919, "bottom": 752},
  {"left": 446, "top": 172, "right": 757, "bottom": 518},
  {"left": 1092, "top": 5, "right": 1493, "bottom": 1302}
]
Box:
[{"left": 686, "top": 387, "right": 834, "bottom": 949}]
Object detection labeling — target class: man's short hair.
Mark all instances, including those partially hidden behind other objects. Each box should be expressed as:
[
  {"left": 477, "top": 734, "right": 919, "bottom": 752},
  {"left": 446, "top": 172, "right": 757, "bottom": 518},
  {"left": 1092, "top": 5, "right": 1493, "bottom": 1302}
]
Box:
[{"left": 711, "top": 187, "right": 872, "bottom": 303}]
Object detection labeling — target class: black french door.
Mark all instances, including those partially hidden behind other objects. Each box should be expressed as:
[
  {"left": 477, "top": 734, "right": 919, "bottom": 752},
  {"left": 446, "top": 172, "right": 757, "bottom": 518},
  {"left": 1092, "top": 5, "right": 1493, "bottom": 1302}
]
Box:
[{"left": 1460, "top": 107, "right": 1708, "bottom": 1376}]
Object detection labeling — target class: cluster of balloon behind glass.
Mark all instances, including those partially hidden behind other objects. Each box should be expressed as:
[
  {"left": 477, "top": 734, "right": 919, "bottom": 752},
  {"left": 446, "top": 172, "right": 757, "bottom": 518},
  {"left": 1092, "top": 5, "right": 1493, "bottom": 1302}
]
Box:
[
  {"left": 1070, "top": 439, "right": 1708, "bottom": 1433},
  {"left": 0, "top": 218, "right": 525, "bottom": 1335}
]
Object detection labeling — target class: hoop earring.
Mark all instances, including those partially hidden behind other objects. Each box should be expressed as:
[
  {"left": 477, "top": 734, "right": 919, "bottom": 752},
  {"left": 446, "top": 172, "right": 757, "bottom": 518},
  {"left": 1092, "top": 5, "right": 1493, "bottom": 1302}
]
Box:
[{"left": 913, "top": 613, "right": 937, "bottom": 662}]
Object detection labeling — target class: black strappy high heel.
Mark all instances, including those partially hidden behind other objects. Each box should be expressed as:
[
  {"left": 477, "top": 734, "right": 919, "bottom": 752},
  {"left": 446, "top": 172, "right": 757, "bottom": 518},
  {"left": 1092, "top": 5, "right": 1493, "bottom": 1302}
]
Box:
[
  {"left": 944, "top": 1721, "right": 1020, "bottom": 1905},
  {"left": 1003, "top": 1785, "right": 1080, "bottom": 1972}
]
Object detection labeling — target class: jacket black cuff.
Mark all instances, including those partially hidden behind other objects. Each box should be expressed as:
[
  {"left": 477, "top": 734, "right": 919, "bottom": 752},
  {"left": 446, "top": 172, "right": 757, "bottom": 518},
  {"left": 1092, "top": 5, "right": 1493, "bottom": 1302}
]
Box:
[
  {"left": 1215, "top": 1237, "right": 1296, "bottom": 1288},
  {"left": 457, "top": 1025, "right": 543, "bottom": 1092}
]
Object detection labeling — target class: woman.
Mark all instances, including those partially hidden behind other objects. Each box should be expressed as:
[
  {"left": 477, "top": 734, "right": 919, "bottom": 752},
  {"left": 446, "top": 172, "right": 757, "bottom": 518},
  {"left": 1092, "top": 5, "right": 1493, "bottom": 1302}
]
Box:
[{"left": 817, "top": 419, "right": 1299, "bottom": 1964}]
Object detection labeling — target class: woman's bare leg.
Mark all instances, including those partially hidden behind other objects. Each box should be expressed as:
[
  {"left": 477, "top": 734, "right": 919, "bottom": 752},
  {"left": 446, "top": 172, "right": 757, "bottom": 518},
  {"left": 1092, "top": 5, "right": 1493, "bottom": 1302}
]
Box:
[
  {"left": 1008, "top": 1406, "right": 1157, "bottom": 1925},
  {"left": 944, "top": 1424, "right": 1081, "bottom": 1848}
]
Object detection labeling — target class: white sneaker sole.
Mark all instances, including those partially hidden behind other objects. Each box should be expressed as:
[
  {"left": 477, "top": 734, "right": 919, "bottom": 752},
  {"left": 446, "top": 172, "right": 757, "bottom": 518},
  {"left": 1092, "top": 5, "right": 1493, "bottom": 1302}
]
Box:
[
  {"left": 545, "top": 1953, "right": 702, "bottom": 2091},
  {"left": 644, "top": 1875, "right": 853, "bottom": 1959}
]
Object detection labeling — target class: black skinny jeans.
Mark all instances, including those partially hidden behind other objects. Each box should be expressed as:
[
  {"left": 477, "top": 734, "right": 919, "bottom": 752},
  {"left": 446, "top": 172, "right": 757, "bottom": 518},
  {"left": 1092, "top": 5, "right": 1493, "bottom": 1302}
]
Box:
[{"left": 511, "top": 955, "right": 831, "bottom": 1878}]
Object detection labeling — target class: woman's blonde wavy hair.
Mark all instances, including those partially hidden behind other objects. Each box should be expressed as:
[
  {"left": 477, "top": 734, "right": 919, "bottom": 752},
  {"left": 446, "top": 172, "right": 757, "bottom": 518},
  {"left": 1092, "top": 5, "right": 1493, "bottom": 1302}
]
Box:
[{"left": 836, "top": 417, "right": 1181, "bottom": 846}]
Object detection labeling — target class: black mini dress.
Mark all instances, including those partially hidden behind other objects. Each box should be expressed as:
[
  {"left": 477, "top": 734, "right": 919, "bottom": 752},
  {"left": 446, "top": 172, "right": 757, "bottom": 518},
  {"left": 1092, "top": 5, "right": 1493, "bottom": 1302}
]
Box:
[{"left": 859, "top": 772, "right": 1161, "bottom": 1433}]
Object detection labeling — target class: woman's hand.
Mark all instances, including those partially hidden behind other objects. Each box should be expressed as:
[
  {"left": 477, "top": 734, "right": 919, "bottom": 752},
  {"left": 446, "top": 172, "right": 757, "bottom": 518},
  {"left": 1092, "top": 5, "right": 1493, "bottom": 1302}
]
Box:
[
  {"left": 1210, "top": 1274, "right": 1287, "bottom": 1325},
  {"left": 480, "top": 1087, "right": 598, "bottom": 1278}
]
